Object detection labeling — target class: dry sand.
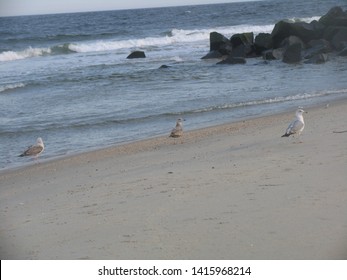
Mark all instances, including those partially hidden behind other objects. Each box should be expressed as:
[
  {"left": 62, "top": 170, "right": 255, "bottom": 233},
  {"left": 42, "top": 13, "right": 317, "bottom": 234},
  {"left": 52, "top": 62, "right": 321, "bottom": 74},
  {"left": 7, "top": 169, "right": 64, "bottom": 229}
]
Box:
[{"left": 1, "top": 101, "right": 347, "bottom": 260}]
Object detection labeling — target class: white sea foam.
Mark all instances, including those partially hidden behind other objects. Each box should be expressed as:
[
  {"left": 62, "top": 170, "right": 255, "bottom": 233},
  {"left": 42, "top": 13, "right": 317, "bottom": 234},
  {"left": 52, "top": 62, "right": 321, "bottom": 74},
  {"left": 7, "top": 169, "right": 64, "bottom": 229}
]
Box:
[
  {"left": 68, "top": 24, "right": 275, "bottom": 54},
  {"left": 212, "top": 24, "right": 275, "bottom": 37},
  {"left": 0, "top": 83, "right": 25, "bottom": 93},
  {"left": 0, "top": 47, "right": 51, "bottom": 62},
  {"left": 287, "top": 16, "right": 321, "bottom": 23}
]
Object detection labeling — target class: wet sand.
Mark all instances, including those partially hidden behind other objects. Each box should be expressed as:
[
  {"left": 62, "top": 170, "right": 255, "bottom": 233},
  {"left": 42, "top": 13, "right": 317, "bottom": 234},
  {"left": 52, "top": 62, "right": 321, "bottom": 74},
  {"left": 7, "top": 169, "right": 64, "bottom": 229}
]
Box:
[{"left": 1, "top": 101, "right": 347, "bottom": 259}]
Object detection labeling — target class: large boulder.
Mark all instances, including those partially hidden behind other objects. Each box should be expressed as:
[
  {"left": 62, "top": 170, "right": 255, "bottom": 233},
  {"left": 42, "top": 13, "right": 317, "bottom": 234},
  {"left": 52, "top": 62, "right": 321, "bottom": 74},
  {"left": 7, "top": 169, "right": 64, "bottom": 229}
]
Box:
[
  {"left": 304, "top": 53, "right": 329, "bottom": 64},
  {"left": 271, "top": 20, "right": 323, "bottom": 48},
  {"left": 319, "top": 7, "right": 347, "bottom": 50},
  {"left": 272, "top": 48, "right": 285, "bottom": 60},
  {"left": 331, "top": 27, "right": 347, "bottom": 50},
  {"left": 127, "top": 51, "right": 146, "bottom": 59},
  {"left": 230, "top": 32, "right": 254, "bottom": 47},
  {"left": 230, "top": 44, "right": 248, "bottom": 58},
  {"left": 263, "top": 48, "right": 285, "bottom": 60},
  {"left": 209, "top": 32, "right": 232, "bottom": 54},
  {"left": 319, "top": 6, "right": 347, "bottom": 27},
  {"left": 338, "top": 47, "right": 347, "bottom": 56},
  {"left": 304, "top": 39, "right": 332, "bottom": 58},
  {"left": 323, "top": 26, "right": 347, "bottom": 49},
  {"left": 254, "top": 33, "right": 273, "bottom": 54},
  {"left": 201, "top": 50, "right": 224, "bottom": 59},
  {"left": 282, "top": 43, "right": 302, "bottom": 63},
  {"left": 271, "top": 20, "right": 293, "bottom": 47},
  {"left": 307, "top": 39, "right": 332, "bottom": 50},
  {"left": 230, "top": 32, "right": 255, "bottom": 57},
  {"left": 262, "top": 49, "right": 276, "bottom": 60},
  {"left": 280, "top": 35, "right": 305, "bottom": 49}
]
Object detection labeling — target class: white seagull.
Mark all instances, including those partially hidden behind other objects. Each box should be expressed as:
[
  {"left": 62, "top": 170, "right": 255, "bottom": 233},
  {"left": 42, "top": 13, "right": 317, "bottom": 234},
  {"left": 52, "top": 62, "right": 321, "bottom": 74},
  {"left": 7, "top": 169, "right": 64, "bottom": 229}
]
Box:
[
  {"left": 169, "top": 118, "right": 184, "bottom": 138},
  {"left": 19, "top": 137, "right": 45, "bottom": 158},
  {"left": 281, "top": 108, "right": 307, "bottom": 138}
]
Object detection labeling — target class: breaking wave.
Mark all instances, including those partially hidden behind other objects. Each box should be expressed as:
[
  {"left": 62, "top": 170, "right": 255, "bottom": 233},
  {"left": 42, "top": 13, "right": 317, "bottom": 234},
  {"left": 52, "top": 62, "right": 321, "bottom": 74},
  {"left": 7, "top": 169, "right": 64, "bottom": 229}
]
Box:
[
  {"left": 0, "top": 83, "right": 26, "bottom": 93},
  {"left": 0, "top": 47, "right": 51, "bottom": 62},
  {"left": 68, "top": 24, "right": 275, "bottom": 53},
  {"left": 0, "top": 15, "right": 322, "bottom": 62},
  {"left": 0, "top": 23, "right": 275, "bottom": 61},
  {"left": 0, "top": 44, "right": 77, "bottom": 62}
]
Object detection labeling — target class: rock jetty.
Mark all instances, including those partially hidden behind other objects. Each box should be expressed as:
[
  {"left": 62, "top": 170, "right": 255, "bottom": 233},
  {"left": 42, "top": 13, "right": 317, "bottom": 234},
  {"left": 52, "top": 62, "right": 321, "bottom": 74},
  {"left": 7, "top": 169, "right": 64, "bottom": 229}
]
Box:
[{"left": 202, "top": 6, "right": 347, "bottom": 64}]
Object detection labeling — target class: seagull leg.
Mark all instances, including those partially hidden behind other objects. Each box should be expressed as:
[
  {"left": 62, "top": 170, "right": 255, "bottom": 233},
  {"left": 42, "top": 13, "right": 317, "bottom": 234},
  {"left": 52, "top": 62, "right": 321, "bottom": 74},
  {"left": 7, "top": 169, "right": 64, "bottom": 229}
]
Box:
[{"left": 295, "top": 133, "right": 303, "bottom": 144}]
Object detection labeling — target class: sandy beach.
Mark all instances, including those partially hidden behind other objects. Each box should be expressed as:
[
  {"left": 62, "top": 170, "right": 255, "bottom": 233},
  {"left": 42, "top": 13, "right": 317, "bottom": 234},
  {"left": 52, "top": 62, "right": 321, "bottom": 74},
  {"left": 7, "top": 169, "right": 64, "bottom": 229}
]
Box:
[{"left": 1, "top": 100, "right": 347, "bottom": 260}]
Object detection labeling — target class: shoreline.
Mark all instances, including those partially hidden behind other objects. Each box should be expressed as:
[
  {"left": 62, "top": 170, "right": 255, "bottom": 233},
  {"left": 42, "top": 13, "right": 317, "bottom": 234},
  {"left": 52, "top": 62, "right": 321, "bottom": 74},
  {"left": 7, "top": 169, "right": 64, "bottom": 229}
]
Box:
[
  {"left": 1, "top": 97, "right": 344, "bottom": 175},
  {"left": 1, "top": 99, "right": 347, "bottom": 259}
]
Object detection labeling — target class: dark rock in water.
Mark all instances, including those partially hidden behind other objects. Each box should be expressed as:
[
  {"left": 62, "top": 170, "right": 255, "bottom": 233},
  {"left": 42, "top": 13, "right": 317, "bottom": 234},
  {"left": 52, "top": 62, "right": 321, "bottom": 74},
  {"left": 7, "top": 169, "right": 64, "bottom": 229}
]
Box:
[
  {"left": 230, "top": 32, "right": 255, "bottom": 57},
  {"left": 230, "top": 44, "right": 247, "bottom": 58},
  {"left": 271, "top": 20, "right": 294, "bottom": 47},
  {"left": 307, "top": 39, "right": 332, "bottom": 51},
  {"left": 262, "top": 49, "right": 276, "bottom": 60},
  {"left": 331, "top": 27, "right": 347, "bottom": 50},
  {"left": 207, "top": 31, "right": 256, "bottom": 58},
  {"left": 127, "top": 51, "right": 146, "bottom": 59},
  {"left": 209, "top": 32, "right": 231, "bottom": 54},
  {"left": 230, "top": 32, "right": 254, "bottom": 47},
  {"left": 205, "top": 6, "right": 347, "bottom": 66},
  {"left": 307, "top": 20, "right": 326, "bottom": 42},
  {"left": 301, "top": 21, "right": 325, "bottom": 41},
  {"left": 323, "top": 26, "right": 347, "bottom": 50},
  {"left": 319, "top": 6, "right": 347, "bottom": 27},
  {"left": 262, "top": 48, "right": 286, "bottom": 60},
  {"left": 254, "top": 33, "right": 273, "bottom": 54},
  {"left": 272, "top": 20, "right": 323, "bottom": 48},
  {"left": 319, "top": 7, "right": 347, "bottom": 50},
  {"left": 266, "top": 48, "right": 286, "bottom": 60},
  {"left": 159, "top": 65, "right": 170, "bottom": 69},
  {"left": 217, "top": 56, "right": 246, "bottom": 65},
  {"left": 272, "top": 48, "right": 285, "bottom": 60},
  {"left": 282, "top": 43, "right": 302, "bottom": 63},
  {"left": 263, "top": 48, "right": 286, "bottom": 60},
  {"left": 338, "top": 46, "right": 347, "bottom": 56},
  {"left": 304, "top": 39, "right": 332, "bottom": 59},
  {"left": 201, "top": 50, "right": 224, "bottom": 59},
  {"left": 323, "top": 26, "right": 341, "bottom": 41},
  {"left": 304, "top": 53, "right": 328, "bottom": 64},
  {"left": 280, "top": 35, "right": 305, "bottom": 49}
]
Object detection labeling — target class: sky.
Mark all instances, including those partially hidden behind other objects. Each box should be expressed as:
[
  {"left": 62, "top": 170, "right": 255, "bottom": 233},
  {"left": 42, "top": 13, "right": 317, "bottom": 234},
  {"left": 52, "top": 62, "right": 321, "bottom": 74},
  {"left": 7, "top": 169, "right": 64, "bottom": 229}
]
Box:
[{"left": 0, "top": 0, "right": 253, "bottom": 17}]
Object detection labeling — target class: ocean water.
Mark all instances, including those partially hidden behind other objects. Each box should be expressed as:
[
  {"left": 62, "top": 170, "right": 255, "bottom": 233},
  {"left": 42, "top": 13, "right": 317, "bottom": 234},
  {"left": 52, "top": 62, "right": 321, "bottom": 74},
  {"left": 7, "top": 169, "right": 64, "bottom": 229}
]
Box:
[{"left": 1, "top": 0, "right": 347, "bottom": 170}]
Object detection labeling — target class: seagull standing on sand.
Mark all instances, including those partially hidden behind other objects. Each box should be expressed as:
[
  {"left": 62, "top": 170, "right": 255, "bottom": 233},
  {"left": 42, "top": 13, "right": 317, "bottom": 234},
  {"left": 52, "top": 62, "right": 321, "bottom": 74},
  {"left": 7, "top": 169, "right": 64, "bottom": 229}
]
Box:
[
  {"left": 19, "top": 137, "right": 45, "bottom": 159},
  {"left": 281, "top": 108, "right": 307, "bottom": 138},
  {"left": 170, "top": 118, "right": 184, "bottom": 138}
]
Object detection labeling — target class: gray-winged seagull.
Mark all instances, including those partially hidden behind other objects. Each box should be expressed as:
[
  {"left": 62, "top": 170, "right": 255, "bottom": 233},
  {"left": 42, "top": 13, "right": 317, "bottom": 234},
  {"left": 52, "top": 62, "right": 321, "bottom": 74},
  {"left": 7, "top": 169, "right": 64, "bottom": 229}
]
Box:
[
  {"left": 170, "top": 118, "right": 184, "bottom": 138},
  {"left": 281, "top": 108, "right": 307, "bottom": 138},
  {"left": 19, "top": 137, "right": 45, "bottom": 158}
]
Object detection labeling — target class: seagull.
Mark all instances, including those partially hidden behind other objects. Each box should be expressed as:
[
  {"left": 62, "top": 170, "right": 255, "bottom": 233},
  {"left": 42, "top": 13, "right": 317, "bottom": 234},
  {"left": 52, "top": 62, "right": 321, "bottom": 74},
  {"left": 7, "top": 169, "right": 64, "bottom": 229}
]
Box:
[
  {"left": 19, "top": 137, "right": 45, "bottom": 159},
  {"left": 169, "top": 118, "right": 184, "bottom": 138},
  {"left": 281, "top": 108, "right": 307, "bottom": 138}
]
